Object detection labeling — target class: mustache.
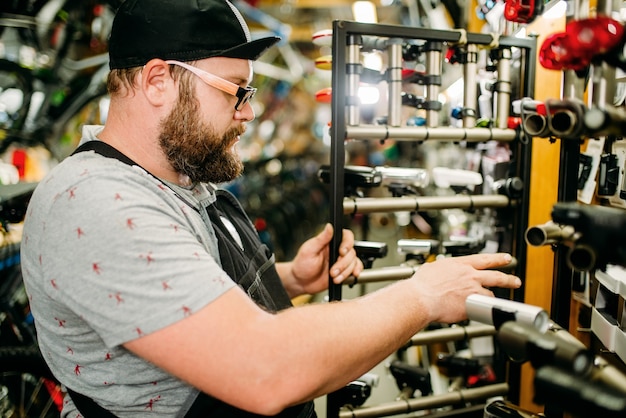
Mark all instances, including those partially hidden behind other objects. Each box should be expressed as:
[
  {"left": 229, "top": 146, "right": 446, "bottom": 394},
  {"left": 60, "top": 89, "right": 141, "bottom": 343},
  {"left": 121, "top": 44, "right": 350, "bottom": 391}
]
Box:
[{"left": 225, "top": 125, "right": 246, "bottom": 141}]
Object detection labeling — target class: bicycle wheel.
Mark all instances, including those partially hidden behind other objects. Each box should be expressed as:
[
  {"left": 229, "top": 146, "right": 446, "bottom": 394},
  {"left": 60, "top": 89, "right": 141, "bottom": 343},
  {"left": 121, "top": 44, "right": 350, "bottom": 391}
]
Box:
[
  {"left": 0, "top": 59, "right": 35, "bottom": 155},
  {"left": 0, "top": 345, "right": 63, "bottom": 418}
]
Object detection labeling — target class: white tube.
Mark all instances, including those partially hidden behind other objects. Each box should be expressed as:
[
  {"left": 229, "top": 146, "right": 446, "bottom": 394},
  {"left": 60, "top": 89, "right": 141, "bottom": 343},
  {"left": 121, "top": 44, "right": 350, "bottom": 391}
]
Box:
[{"left": 466, "top": 294, "right": 550, "bottom": 333}]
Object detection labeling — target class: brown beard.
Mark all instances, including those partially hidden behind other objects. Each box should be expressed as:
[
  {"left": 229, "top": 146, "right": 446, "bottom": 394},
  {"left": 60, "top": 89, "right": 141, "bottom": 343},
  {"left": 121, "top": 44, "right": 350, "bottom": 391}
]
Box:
[{"left": 158, "top": 87, "right": 244, "bottom": 184}]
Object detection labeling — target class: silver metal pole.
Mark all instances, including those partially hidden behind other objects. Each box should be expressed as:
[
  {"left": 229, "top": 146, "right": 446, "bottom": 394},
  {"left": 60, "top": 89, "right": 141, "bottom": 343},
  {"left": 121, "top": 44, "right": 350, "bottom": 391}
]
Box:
[
  {"left": 342, "top": 265, "right": 418, "bottom": 286},
  {"left": 463, "top": 44, "right": 479, "bottom": 128},
  {"left": 495, "top": 48, "right": 512, "bottom": 129},
  {"left": 338, "top": 382, "right": 508, "bottom": 418},
  {"left": 343, "top": 257, "right": 518, "bottom": 286},
  {"left": 408, "top": 324, "right": 497, "bottom": 346},
  {"left": 343, "top": 195, "right": 512, "bottom": 214},
  {"left": 347, "top": 35, "right": 362, "bottom": 126},
  {"left": 387, "top": 39, "right": 403, "bottom": 127},
  {"left": 426, "top": 43, "right": 442, "bottom": 127},
  {"left": 346, "top": 125, "right": 517, "bottom": 142}
]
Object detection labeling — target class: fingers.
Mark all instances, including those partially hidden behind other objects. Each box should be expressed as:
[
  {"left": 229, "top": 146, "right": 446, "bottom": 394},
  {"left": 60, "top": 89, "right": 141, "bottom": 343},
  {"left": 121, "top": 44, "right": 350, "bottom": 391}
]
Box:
[
  {"left": 455, "top": 252, "right": 514, "bottom": 270},
  {"left": 449, "top": 254, "right": 521, "bottom": 289},
  {"left": 337, "top": 228, "right": 355, "bottom": 256},
  {"left": 474, "top": 269, "right": 522, "bottom": 289},
  {"left": 331, "top": 230, "right": 363, "bottom": 283},
  {"left": 330, "top": 246, "right": 364, "bottom": 284},
  {"left": 331, "top": 255, "right": 364, "bottom": 284}
]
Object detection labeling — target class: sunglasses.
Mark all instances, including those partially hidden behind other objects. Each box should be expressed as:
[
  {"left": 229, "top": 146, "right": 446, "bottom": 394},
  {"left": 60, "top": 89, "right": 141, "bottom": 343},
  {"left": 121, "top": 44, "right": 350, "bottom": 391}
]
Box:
[{"left": 165, "top": 60, "right": 257, "bottom": 111}]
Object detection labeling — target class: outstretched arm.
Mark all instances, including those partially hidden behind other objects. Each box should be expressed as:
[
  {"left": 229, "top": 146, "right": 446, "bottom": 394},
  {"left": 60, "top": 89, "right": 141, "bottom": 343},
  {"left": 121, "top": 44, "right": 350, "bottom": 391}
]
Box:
[{"left": 125, "top": 252, "right": 520, "bottom": 415}]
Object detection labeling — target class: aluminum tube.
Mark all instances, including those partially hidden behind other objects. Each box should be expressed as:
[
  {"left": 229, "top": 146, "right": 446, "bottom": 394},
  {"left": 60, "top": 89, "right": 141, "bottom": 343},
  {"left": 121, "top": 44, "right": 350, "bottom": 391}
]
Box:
[
  {"left": 387, "top": 39, "right": 403, "bottom": 127},
  {"left": 549, "top": 109, "right": 579, "bottom": 138},
  {"left": 407, "top": 324, "right": 496, "bottom": 347},
  {"left": 343, "top": 195, "right": 511, "bottom": 214},
  {"left": 347, "top": 35, "right": 362, "bottom": 126},
  {"left": 584, "top": 105, "right": 626, "bottom": 137},
  {"left": 495, "top": 48, "right": 512, "bottom": 129},
  {"left": 426, "top": 47, "right": 442, "bottom": 127},
  {"left": 338, "top": 383, "right": 508, "bottom": 418},
  {"left": 343, "top": 256, "right": 517, "bottom": 286},
  {"left": 525, "top": 221, "right": 578, "bottom": 246},
  {"left": 522, "top": 113, "right": 549, "bottom": 137},
  {"left": 498, "top": 322, "right": 593, "bottom": 375},
  {"left": 463, "top": 44, "right": 479, "bottom": 128},
  {"left": 592, "top": 356, "right": 626, "bottom": 394},
  {"left": 345, "top": 125, "right": 517, "bottom": 142},
  {"left": 467, "top": 294, "right": 550, "bottom": 333},
  {"left": 342, "top": 265, "right": 417, "bottom": 286}
]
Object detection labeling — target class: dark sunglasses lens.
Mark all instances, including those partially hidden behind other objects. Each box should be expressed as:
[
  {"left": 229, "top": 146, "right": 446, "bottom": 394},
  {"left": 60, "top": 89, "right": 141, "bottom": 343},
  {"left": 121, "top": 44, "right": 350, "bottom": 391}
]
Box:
[{"left": 235, "top": 88, "right": 256, "bottom": 111}]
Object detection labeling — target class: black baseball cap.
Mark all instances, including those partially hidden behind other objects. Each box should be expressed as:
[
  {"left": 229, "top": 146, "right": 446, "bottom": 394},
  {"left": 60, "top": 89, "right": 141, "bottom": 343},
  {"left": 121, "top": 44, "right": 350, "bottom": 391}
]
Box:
[{"left": 108, "top": 0, "right": 281, "bottom": 69}]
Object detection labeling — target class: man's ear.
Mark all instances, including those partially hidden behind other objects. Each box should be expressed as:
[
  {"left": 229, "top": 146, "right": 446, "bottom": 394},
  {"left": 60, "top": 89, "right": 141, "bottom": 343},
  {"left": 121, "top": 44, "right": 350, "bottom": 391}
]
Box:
[{"left": 140, "top": 59, "right": 176, "bottom": 106}]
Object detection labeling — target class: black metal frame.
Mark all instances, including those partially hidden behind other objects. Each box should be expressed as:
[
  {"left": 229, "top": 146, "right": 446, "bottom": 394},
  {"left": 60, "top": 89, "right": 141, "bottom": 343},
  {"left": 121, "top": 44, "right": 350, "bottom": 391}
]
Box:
[{"left": 326, "top": 20, "right": 537, "bottom": 418}]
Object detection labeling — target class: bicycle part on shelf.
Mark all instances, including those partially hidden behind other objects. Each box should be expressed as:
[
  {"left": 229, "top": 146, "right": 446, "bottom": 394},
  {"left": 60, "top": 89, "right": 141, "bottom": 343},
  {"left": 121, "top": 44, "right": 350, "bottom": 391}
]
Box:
[
  {"left": 467, "top": 294, "right": 550, "bottom": 333},
  {"left": 551, "top": 202, "right": 626, "bottom": 271},
  {"left": 484, "top": 399, "right": 544, "bottom": 417},
  {"left": 397, "top": 239, "right": 439, "bottom": 263},
  {"left": 318, "top": 165, "right": 383, "bottom": 198},
  {"left": 353, "top": 240, "right": 388, "bottom": 269},
  {"left": 333, "top": 380, "right": 372, "bottom": 409},
  {"left": 389, "top": 360, "right": 432, "bottom": 399},
  {"left": 497, "top": 322, "right": 593, "bottom": 375}
]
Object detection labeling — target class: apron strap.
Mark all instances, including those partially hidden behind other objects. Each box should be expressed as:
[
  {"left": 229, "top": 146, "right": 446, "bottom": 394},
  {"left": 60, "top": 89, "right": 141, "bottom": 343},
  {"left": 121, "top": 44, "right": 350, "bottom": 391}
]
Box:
[{"left": 66, "top": 387, "right": 118, "bottom": 417}]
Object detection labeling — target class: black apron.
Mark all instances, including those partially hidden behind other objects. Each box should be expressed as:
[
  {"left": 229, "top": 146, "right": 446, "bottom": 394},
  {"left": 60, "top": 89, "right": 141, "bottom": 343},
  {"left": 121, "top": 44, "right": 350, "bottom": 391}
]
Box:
[{"left": 67, "top": 141, "right": 316, "bottom": 417}]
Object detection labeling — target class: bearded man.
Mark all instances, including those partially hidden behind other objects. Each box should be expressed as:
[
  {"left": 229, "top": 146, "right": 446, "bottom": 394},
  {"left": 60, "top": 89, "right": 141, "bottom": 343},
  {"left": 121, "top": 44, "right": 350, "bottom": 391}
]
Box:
[{"left": 21, "top": 1, "right": 520, "bottom": 416}]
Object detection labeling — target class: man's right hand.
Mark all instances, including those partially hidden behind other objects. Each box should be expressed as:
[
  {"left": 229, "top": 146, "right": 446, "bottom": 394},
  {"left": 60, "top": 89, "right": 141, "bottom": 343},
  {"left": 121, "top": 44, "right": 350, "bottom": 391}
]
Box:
[{"left": 410, "top": 253, "right": 521, "bottom": 324}]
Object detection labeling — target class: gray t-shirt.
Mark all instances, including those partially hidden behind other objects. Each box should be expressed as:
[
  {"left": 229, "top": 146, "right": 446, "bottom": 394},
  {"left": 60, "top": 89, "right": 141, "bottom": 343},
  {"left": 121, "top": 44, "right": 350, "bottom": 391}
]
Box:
[{"left": 21, "top": 126, "right": 237, "bottom": 417}]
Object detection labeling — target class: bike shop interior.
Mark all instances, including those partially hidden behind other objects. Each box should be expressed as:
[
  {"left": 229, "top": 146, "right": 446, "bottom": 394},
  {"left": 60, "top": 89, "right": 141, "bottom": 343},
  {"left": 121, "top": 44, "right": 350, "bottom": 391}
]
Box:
[{"left": 1, "top": 0, "right": 626, "bottom": 417}]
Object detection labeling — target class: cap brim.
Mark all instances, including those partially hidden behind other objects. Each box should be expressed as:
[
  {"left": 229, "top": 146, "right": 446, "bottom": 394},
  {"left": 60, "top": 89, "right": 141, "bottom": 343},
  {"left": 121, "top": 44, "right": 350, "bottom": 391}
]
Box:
[{"left": 218, "top": 36, "right": 281, "bottom": 60}]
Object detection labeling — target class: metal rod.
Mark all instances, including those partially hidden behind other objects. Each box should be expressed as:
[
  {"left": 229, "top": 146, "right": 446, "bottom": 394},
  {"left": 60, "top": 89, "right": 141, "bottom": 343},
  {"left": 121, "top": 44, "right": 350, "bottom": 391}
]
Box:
[
  {"left": 345, "top": 125, "right": 517, "bottom": 142},
  {"left": 426, "top": 42, "right": 442, "bottom": 127},
  {"left": 347, "top": 35, "right": 362, "bottom": 126},
  {"left": 343, "top": 265, "right": 418, "bottom": 286},
  {"left": 495, "top": 48, "right": 512, "bottom": 129},
  {"left": 338, "top": 383, "right": 508, "bottom": 417},
  {"left": 328, "top": 21, "right": 350, "bottom": 418},
  {"left": 407, "top": 324, "right": 497, "bottom": 347},
  {"left": 332, "top": 20, "right": 536, "bottom": 49},
  {"left": 343, "top": 195, "right": 512, "bottom": 214},
  {"left": 328, "top": 21, "right": 350, "bottom": 305},
  {"left": 525, "top": 221, "right": 578, "bottom": 246},
  {"left": 463, "top": 44, "right": 479, "bottom": 128},
  {"left": 387, "top": 39, "right": 403, "bottom": 127},
  {"left": 343, "top": 257, "right": 518, "bottom": 286}
]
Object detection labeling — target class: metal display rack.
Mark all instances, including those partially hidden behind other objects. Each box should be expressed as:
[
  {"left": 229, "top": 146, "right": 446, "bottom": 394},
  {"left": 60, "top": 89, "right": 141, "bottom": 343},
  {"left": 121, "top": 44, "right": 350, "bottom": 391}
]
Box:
[{"left": 325, "top": 20, "right": 537, "bottom": 418}]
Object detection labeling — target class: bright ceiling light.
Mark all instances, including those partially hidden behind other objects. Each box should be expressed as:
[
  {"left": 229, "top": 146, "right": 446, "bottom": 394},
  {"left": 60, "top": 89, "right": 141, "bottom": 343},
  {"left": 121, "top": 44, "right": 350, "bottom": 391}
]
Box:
[
  {"left": 352, "top": 1, "right": 378, "bottom": 23},
  {"left": 359, "top": 86, "right": 380, "bottom": 105}
]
